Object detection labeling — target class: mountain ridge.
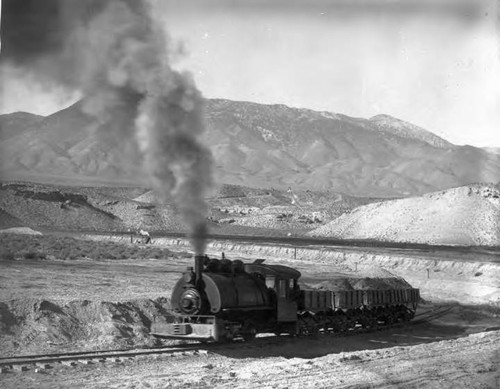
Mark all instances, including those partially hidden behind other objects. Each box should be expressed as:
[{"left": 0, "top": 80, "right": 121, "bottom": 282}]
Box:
[
  {"left": 1, "top": 98, "right": 499, "bottom": 197},
  {"left": 368, "top": 114, "right": 453, "bottom": 148}
]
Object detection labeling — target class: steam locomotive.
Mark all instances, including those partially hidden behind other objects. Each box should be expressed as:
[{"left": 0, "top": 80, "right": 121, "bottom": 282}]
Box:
[{"left": 151, "top": 254, "right": 420, "bottom": 342}]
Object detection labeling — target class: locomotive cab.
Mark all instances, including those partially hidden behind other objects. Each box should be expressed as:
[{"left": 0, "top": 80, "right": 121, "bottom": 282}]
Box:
[{"left": 245, "top": 261, "right": 301, "bottom": 323}]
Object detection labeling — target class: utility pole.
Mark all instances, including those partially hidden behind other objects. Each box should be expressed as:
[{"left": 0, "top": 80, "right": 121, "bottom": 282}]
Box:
[{"left": 287, "top": 187, "right": 304, "bottom": 212}]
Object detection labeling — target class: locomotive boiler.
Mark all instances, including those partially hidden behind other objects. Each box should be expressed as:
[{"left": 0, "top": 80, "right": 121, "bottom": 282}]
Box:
[{"left": 150, "top": 254, "right": 420, "bottom": 342}]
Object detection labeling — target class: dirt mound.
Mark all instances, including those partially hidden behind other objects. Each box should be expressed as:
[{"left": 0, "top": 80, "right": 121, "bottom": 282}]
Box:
[
  {"left": 0, "top": 227, "right": 42, "bottom": 235},
  {"left": 309, "top": 183, "right": 500, "bottom": 246},
  {"left": 0, "top": 184, "right": 125, "bottom": 232},
  {"left": 351, "top": 277, "right": 410, "bottom": 290},
  {"left": 0, "top": 298, "right": 171, "bottom": 357},
  {"left": 303, "top": 276, "right": 411, "bottom": 291},
  {"left": 0, "top": 233, "right": 177, "bottom": 261},
  {"left": 0, "top": 208, "right": 25, "bottom": 228},
  {"left": 133, "top": 190, "right": 160, "bottom": 203},
  {"left": 307, "top": 278, "right": 354, "bottom": 291}
]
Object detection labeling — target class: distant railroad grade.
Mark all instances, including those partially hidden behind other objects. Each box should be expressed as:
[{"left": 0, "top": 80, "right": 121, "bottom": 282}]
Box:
[{"left": 71, "top": 230, "right": 500, "bottom": 263}]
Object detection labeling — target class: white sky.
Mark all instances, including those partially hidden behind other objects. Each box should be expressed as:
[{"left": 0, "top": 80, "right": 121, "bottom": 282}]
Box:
[{"left": 1, "top": 0, "right": 499, "bottom": 147}]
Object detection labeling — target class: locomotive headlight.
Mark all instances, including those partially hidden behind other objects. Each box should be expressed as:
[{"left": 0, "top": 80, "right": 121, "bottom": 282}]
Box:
[{"left": 179, "top": 288, "right": 203, "bottom": 315}]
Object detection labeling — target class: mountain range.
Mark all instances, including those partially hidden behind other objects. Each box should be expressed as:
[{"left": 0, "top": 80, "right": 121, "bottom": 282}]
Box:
[{"left": 1, "top": 98, "right": 499, "bottom": 197}]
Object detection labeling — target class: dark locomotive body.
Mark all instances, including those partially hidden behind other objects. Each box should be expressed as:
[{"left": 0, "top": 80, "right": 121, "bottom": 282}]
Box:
[{"left": 151, "top": 255, "right": 420, "bottom": 342}]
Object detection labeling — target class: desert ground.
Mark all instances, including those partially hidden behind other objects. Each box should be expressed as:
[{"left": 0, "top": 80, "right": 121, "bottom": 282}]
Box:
[
  {"left": 2, "top": 1, "right": 500, "bottom": 387},
  {"left": 1, "top": 229, "right": 499, "bottom": 388}
]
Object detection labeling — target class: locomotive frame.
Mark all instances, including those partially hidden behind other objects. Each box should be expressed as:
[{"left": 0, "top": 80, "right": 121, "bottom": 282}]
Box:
[{"left": 151, "top": 254, "right": 420, "bottom": 342}]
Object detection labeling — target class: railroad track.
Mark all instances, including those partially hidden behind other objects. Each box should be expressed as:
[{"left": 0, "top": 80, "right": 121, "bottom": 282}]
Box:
[
  {"left": 411, "top": 305, "right": 454, "bottom": 324},
  {"left": 0, "top": 306, "right": 452, "bottom": 374},
  {"left": 0, "top": 324, "right": 410, "bottom": 373},
  {"left": 0, "top": 343, "right": 208, "bottom": 373}
]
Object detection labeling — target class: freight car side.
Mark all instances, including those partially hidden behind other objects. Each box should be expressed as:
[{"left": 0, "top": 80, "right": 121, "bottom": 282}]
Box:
[
  {"left": 296, "top": 288, "right": 420, "bottom": 335},
  {"left": 300, "top": 288, "right": 420, "bottom": 312}
]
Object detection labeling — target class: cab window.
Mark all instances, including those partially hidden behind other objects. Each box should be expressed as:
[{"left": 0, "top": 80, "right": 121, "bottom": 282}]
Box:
[
  {"left": 265, "top": 276, "right": 275, "bottom": 289},
  {"left": 278, "top": 279, "right": 287, "bottom": 298}
]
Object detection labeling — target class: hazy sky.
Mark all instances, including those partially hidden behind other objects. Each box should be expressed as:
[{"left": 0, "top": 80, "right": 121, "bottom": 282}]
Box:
[{"left": 1, "top": 0, "right": 499, "bottom": 147}]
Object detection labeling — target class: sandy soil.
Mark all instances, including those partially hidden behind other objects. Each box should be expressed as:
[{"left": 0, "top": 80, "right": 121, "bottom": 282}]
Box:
[
  {"left": 309, "top": 183, "right": 500, "bottom": 246},
  {"left": 0, "top": 256, "right": 189, "bottom": 303},
  {"left": 1, "top": 327, "right": 499, "bottom": 388},
  {"left": 1, "top": 233, "right": 499, "bottom": 388}
]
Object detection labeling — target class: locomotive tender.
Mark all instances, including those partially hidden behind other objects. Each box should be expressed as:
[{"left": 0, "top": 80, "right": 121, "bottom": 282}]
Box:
[{"left": 151, "top": 254, "right": 420, "bottom": 342}]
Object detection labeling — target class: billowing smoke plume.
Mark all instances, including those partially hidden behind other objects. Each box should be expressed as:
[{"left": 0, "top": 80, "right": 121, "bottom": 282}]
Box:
[{"left": 1, "top": 0, "right": 214, "bottom": 253}]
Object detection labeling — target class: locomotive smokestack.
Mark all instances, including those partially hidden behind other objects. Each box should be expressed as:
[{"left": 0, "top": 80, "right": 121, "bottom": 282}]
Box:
[{"left": 194, "top": 255, "right": 205, "bottom": 285}]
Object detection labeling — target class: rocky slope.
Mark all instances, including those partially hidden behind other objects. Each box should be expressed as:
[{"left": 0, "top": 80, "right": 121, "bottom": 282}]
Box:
[
  {"left": 2, "top": 99, "right": 500, "bottom": 197},
  {"left": 0, "top": 182, "right": 375, "bottom": 235},
  {"left": 368, "top": 114, "right": 453, "bottom": 148},
  {"left": 309, "top": 183, "right": 500, "bottom": 246}
]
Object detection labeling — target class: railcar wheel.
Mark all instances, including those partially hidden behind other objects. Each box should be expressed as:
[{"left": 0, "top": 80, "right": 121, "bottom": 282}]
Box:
[
  {"left": 219, "top": 333, "right": 233, "bottom": 343},
  {"left": 405, "top": 307, "right": 415, "bottom": 321},
  {"left": 242, "top": 322, "right": 257, "bottom": 341}
]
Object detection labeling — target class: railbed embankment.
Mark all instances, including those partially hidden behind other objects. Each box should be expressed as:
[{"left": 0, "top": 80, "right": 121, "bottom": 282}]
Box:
[{"left": 82, "top": 233, "right": 500, "bottom": 307}]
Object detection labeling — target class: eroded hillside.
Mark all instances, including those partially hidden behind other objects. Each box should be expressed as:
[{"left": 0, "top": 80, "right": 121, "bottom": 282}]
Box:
[
  {"left": 309, "top": 183, "right": 500, "bottom": 246},
  {"left": 0, "top": 182, "right": 376, "bottom": 236}
]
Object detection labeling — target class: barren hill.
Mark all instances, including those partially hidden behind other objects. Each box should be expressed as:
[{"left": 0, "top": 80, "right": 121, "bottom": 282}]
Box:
[
  {"left": 308, "top": 183, "right": 500, "bottom": 246},
  {"left": 0, "top": 101, "right": 145, "bottom": 186},
  {"left": 0, "top": 111, "right": 44, "bottom": 141},
  {"left": 2, "top": 99, "right": 500, "bottom": 197}
]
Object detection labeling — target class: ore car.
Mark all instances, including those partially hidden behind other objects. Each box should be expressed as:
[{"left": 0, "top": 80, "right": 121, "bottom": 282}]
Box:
[{"left": 150, "top": 254, "right": 420, "bottom": 342}]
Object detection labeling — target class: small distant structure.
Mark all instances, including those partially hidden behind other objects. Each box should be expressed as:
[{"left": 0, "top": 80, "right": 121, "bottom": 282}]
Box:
[
  {"left": 60, "top": 199, "right": 72, "bottom": 209},
  {"left": 139, "top": 229, "right": 151, "bottom": 244}
]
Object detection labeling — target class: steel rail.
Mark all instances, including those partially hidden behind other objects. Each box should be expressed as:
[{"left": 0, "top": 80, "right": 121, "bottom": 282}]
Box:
[
  {"left": 0, "top": 343, "right": 204, "bottom": 368},
  {"left": 411, "top": 306, "right": 454, "bottom": 324}
]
